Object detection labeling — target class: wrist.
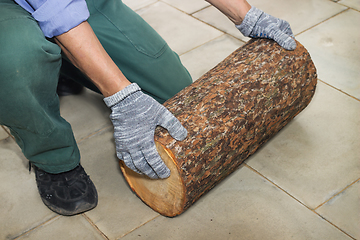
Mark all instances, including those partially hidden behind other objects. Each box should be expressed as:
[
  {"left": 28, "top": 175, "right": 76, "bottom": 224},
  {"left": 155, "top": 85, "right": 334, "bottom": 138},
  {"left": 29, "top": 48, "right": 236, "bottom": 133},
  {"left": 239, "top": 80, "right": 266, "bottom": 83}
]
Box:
[
  {"left": 235, "top": 6, "right": 263, "bottom": 36},
  {"left": 206, "top": 0, "right": 251, "bottom": 25},
  {"left": 234, "top": 0, "right": 252, "bottom": 25},
  {"left": 103, "top": 83, "right": 141, "bottom": 107}
]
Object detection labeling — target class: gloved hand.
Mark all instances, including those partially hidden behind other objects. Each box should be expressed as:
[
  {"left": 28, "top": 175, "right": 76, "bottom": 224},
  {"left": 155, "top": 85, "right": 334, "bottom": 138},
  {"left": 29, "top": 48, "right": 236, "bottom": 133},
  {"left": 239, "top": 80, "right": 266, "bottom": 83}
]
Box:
[
  {"left": 104, "top": 83, "right": 187, "bottom": 179},
  {"left": 236, "top": 7, "right": 296, "bottom": 50}
]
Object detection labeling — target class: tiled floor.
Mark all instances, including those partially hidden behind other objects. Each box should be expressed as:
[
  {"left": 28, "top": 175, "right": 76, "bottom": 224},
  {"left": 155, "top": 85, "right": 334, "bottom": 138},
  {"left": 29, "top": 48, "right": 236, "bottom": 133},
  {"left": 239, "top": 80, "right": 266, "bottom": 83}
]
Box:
[{"left": 1, "top": 0, "right": 359, "bottom": 239}]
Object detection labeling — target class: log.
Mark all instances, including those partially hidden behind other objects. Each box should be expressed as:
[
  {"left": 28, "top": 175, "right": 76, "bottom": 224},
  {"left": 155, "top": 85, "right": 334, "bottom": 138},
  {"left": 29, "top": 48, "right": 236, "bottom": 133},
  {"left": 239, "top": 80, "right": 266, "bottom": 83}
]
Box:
[{"left": 120, "top": 39, "right": 317, "bottom": 217}]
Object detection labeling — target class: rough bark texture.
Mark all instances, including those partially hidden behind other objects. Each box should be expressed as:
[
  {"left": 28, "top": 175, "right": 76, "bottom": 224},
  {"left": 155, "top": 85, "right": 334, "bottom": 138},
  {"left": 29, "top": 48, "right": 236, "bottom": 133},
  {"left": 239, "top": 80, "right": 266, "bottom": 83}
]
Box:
[{"left": 121, "top": 39, "right": 317, "bottom": 217}]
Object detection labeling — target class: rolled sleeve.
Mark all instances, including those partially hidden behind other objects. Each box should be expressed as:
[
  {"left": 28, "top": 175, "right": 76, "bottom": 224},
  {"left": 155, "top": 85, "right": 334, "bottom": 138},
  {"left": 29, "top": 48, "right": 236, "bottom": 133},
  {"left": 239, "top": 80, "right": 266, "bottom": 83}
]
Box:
[{"left": 15, "top": 0, "right": 89, "bottom": 38}]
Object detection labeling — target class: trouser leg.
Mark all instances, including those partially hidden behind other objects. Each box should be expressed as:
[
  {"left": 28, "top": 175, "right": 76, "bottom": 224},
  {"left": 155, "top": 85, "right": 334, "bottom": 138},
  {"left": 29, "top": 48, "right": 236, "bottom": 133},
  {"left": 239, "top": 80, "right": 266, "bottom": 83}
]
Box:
[
  {"left": 62, "top": 0, "right": 192, "bottom": 103},
  {"left": 0, "top": 0, "right": 80, "bottom": 173}
]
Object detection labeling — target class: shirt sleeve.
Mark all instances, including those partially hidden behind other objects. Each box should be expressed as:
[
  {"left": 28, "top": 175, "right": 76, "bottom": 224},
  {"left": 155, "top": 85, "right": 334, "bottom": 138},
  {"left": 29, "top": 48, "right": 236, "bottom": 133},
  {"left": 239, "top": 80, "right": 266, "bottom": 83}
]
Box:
[{"left": 14, "top": 0, "right": 90, "bottom": 38}]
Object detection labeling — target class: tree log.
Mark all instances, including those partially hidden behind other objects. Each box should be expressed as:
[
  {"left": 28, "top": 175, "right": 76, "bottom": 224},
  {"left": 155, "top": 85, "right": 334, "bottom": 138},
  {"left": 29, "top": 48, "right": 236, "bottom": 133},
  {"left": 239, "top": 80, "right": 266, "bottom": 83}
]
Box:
[{"left": 119, "top": 39, "right": 317, "bottom": 217}]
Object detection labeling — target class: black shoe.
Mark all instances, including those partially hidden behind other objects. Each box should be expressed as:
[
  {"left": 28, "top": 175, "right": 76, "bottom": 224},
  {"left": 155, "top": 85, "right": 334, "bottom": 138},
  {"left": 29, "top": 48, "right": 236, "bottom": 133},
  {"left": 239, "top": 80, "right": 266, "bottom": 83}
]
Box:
[
  {"left": 33, "top": 164, "right": 98, "bottom": 216},
  {"left": 57, "top": 76, "right": 84, "bottom": 96}
]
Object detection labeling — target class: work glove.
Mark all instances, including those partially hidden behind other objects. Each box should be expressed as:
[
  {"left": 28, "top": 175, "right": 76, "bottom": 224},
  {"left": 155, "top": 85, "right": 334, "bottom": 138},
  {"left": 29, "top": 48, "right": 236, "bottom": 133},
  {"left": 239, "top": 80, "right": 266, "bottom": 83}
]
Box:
[
  {"left": 236, "top": 7, "right": 296, "bottom": 50},
  {"left": 104, "top": 83, "right": 187, "bottom": 179}
]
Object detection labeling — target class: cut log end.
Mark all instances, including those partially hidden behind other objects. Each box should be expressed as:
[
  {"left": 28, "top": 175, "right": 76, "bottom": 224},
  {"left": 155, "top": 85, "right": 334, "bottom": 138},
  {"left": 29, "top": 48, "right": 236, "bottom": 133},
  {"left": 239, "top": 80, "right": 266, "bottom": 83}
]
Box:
[
  {"left": 119, "top": 39, "right": 317, "bottom": 217},
  {"left": 119, "top": 142, "right": 185, "bottom": 217}
]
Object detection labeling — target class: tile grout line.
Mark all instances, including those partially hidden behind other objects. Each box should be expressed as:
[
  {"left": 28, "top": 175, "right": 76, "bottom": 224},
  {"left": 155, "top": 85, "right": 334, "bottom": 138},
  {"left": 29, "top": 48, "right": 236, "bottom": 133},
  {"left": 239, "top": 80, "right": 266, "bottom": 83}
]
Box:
[
  {"left": 13, "top": 215, "right": 61, "bottom": 240},
  {"left": 159, "top": 2, "right": 230, "bottom": 53},
  {"left": 188, "top": 7, "right": 248, "bottom": 43},
  {"left": 336, "top": 2, "right": 360, "bottom": 12},
  {"left": 318, "top": 79, "right": 360, "bottom": 102},
  {"left": 82, "top": 213, "right": 110, "bottom": 240},
  {"left": 314, "top": 177, "right": 360, "bottom": 211},
  {"left": 159, "top": 0, "right": 212, "bottom": 16},
  {"left": 1, "top": 125, "right": 15, "bottom": 141},
  {"left": 129, "top": 0, "right": 161, "bottom": 12},
  {"left": 244, "top": 164, "right": 314, "bottom": 209},
  {"left": 117, "top": 214, "right": 161, "bottom": 239},
  {"left": 77, "top": 125, "right": 113, "bottom": 144},
  {"left": 157, "top": 2, "right": 247, "bottom": 55},
  {"left": 190, "top": 4, "right": 213, "bottom": 15},
  {"left": 244, "top": 164, "right": 357, "bottom": 240},
  {"left": 295, "top": 7, "right": 350, "bottom": 37},
  {"left": 179, "top": 33, "right": 246, "bottom": 58},
  {"left": 316, "top": 214, "right": 357, "bottom": 240}
]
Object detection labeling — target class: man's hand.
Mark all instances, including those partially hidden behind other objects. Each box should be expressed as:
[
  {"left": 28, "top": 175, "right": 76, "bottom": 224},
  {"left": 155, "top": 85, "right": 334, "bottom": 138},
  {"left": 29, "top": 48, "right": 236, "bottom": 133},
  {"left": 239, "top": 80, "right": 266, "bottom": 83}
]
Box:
[
  {"left": 104, "top": 83, "right": 187, "bottom": 179},
  {"left": 236, "top": 7, "right": 296, "bottom": 50}
]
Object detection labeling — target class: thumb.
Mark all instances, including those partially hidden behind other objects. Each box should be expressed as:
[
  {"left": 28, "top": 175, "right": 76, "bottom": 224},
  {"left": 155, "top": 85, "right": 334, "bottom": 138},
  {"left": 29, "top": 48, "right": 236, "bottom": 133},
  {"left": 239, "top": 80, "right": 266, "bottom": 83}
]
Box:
[
  {"left": 273, "top": 30, "right": 296, "bottom": 50},
  {"left": 159, "top": 110, "right": 188, "bottom": 141}
]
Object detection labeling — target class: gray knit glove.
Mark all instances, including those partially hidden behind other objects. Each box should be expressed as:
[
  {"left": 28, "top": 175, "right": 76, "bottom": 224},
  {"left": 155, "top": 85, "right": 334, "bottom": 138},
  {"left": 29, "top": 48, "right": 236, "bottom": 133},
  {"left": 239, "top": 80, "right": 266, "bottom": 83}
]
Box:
[
  {"left": 104, "top": 83, "right": 187, "bottom": 179},
  {"left": 236, "top": 7, "right": 296, "bottom": 50}
]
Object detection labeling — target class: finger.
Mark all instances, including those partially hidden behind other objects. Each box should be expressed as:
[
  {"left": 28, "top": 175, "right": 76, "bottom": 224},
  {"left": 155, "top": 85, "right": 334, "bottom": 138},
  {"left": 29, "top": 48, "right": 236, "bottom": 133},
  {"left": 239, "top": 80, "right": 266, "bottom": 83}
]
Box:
[
  {"left": 142, "top": 145, "right": 170, "bottom": 179},
  {"left": 278, "top": 20, "right": 295, "bottom": 38},
  {"left": 131, "top": 150, "right": 159, "bottom": 179},
  {"left": 158, "top": 110, "right": 188, "bottom": 141},
  {"left": 273, "top": 30, "right": 297, "bottom": 50},
  {"left": 120, "top": 151, "right": 142, "bottom": 175}
]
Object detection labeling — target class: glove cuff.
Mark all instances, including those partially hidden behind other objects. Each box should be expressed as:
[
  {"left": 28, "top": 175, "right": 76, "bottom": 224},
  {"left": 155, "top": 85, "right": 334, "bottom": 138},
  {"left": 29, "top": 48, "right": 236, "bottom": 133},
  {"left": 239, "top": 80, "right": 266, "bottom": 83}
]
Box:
[
  {"left": 235, "top": 6, "right": 263, "bottom": 37},
  {"left": 103, "top": 83, "right": 141, "bottom": 107}
]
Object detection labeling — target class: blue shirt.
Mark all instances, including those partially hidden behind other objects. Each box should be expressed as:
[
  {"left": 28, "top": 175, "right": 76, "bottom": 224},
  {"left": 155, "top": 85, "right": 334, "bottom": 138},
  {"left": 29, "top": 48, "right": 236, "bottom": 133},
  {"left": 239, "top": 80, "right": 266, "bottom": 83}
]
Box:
[{"left": 14, "top": 0, "right": 90, "bottom": 38}]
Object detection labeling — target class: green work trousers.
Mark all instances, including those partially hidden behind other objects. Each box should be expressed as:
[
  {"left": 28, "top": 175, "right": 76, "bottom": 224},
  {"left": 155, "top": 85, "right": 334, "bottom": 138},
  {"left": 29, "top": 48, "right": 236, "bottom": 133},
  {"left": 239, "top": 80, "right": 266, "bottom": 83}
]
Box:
[{"left": 0, "top": 0, "right": 192, "bottom": 173}]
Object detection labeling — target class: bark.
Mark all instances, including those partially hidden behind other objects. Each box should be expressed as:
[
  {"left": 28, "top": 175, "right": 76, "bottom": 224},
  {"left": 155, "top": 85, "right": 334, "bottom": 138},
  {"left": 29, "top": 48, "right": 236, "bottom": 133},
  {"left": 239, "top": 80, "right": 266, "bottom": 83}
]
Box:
[{"left": 120, "top": 39, "right": 317, "bottom": 217}]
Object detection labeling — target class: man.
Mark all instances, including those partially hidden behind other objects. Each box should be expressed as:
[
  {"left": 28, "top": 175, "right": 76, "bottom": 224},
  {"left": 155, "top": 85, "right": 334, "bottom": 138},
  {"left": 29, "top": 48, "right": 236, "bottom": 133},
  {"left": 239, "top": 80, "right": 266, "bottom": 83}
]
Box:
[{"left": 0, "top": 0, "right": 296, "bottom": 216}]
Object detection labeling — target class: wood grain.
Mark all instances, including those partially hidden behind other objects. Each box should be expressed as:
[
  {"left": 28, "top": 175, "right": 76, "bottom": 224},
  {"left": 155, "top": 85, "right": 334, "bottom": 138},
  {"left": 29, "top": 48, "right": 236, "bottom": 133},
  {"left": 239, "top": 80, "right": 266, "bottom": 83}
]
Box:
[{"left": 120, "top": 39, "right": 317, "bottom": 217}]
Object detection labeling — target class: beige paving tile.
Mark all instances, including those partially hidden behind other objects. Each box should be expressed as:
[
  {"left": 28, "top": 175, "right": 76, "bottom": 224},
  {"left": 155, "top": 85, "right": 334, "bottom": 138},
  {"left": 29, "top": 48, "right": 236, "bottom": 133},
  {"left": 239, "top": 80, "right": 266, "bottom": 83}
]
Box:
[
  {"left": 137, "top": 2, "right": 223, "bottom": 55},
  {"left": 249, "top": 0, "right": 347, "bottom": 35},
  {"left": 0, "top": 138, "right": 57, "bottom": 240},
  {"left": 121, "top": 167, "right": 350, "bottom": 240},
  {"left": 78, "top": 128, "right": 159, "bottom": 239},
  {"left": 193, "top": 0, "right": 346, "bottom": 41},
  {"left": 59, "top": 89, "right": 111, "bottom": 142},
  {"left": 247, "top": 82, "right": 360, "bottom": 209},
  {"left": 180, "top": 34, "right": 244, "bottom": 81},
  {"left": 16, "top": 215, "right": 105, "bottom": 240},
  {"left": 122, "top": 0, "right": 157, "bottom": 11},
  {"left": 161, "top": 0, "right": 210, "bottom": 14},
  {"left": 339, "top": 0, "right": 360, "bottom": 11},
  {"left": 316, "top": 179, "right": 360, "bottom": 240},
  {"left": 0, "top": 126, "right": 9, "bottom": 140},
  {"left": 192, "top": 6, "right": 250, "bottom": 42},
  {"left": 297, "top": 9, "right": 360, "bottom": 99}
]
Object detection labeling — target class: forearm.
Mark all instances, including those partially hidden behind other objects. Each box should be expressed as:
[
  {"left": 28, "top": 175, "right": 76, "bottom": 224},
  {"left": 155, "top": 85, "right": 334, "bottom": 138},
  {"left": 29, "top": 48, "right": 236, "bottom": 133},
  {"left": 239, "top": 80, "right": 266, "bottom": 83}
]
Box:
[
  {"left": 205, "top": 0, "right": 251, "bottom": 25},
  {"left": 54, "top": 21, "right": 131, "bottom": 97}
]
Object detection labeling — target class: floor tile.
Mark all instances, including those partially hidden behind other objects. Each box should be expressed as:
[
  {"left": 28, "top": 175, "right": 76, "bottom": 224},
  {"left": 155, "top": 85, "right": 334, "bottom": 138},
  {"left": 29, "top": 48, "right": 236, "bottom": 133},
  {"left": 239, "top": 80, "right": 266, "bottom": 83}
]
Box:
[
  {"left": 59, "top": 89, "right": 111, "bottom": 142},
  {"left": 0, "top": 138, "right": 57, "bottom": 240},
  {"left": 180, "top": 34, "right": 244, "bottom": 81},
  {"left": 192, "top": 6, "right": 250, "bottom": 42},
  {"left": 247, "top": 82, "right": 360, "bottom": 209},
  {"left": 16, "top": 215, "right": 105, "bottom": 240},
  {"left": 121, "top": 167, "right": 350, "bottom": 240},
  {"left": 0, "top": 126, "right": 9, "bottom": 141},
  {"left": 316, "top": 179, "right": 360, "bottom": 240},
  {"left": 297, "top": 9, "right": 360, "bottom": 99},
  {"left": 339, "top": 0, "right": 360, "bottom": 11},
  {"left": 161, "top": 0, "right": 210, "bottom": 14},
  {"left": 248, "top": 0, "right": 347, "bottom": 35},
  {"left": 194, "top": 0, "right": 346, "bottom": 41},
  {"left": 78, "top": 128, "right": 159, "bottom": 239},
  {"left": 122, "top": 0, "right": 157, "bottom": 11},
  {"left": 1, "top": 0, "right": 359, "bottom": 239},
  {"left": 137, "top": 2, "right": 223, "bottom": 55}
]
